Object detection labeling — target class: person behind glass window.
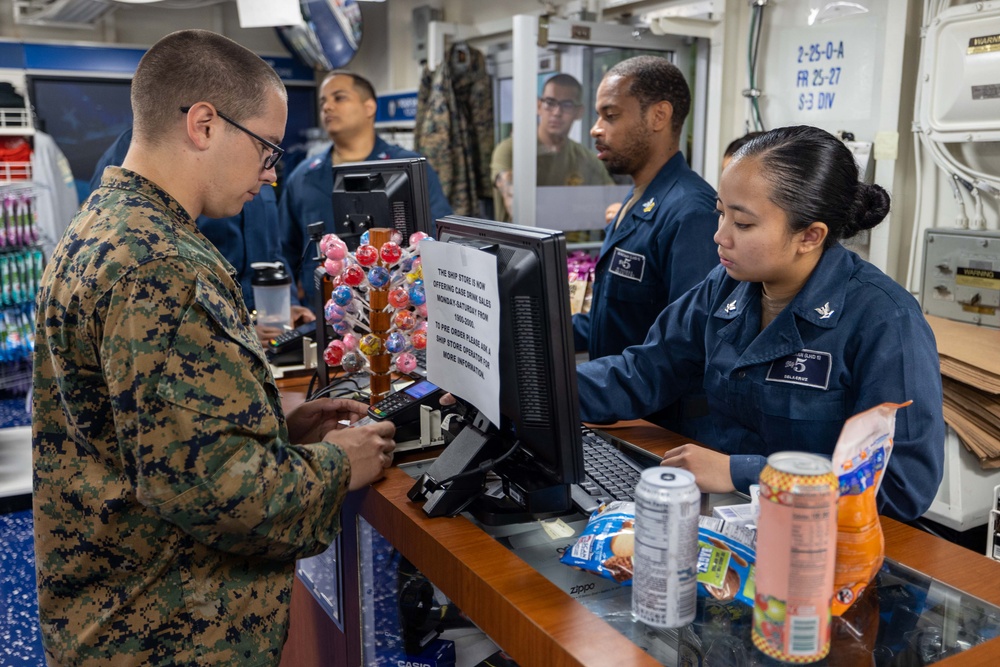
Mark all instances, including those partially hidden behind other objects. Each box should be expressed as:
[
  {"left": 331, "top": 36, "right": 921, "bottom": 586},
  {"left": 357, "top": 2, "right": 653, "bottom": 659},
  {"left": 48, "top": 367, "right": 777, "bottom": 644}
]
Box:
[{"left": 490, "top": 73, "right": 614, "bottom": 222}]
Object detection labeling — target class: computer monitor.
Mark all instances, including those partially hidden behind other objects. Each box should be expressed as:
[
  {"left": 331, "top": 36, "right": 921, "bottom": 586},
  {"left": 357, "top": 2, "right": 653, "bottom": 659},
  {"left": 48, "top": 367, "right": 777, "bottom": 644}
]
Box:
[
  {"left": 330, "top": 156, "right": 433, "bottom": 249},
  {"left": 313, "top": 157, "right": 435, "bottom": 388},
  {"left": 407, "top": 216, "right": 584, "bottom": 523}
]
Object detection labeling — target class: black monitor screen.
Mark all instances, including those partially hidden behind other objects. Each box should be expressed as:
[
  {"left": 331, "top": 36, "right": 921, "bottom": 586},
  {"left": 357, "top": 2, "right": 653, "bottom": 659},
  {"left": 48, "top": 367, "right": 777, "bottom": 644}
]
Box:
[
  {"left": 29, "top": 77, "right": 133, "bottom": 201},
  {"left": 330, "top": 157, "right": 433, "bottom": 249},
  {"left": 409, "top": 215, "right": 583, "bottom": 521}
]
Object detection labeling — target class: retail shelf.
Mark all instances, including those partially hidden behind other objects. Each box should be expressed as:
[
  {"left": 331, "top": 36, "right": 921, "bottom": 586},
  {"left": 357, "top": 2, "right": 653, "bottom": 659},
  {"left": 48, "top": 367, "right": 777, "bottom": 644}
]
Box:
[
  {"left": 0, "top": 162, "right": 32, "bottom": 181},
  {"left": 0, "top": 107, "right": 33, "bottom": 136}
]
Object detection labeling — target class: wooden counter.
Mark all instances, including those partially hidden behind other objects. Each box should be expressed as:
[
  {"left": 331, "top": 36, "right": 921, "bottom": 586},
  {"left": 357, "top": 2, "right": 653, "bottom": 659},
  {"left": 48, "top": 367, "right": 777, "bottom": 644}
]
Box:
[{"left": 276, "top": 379, "right": 1000, "bottom": 667}]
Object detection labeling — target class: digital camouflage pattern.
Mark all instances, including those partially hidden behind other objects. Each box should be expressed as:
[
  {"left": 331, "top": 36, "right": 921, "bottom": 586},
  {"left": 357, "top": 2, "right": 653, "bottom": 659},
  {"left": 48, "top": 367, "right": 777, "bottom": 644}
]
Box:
[
  {"left": 32, "top": 167, "right": 351, "bottom": 666},
  {"left": 415, "top": 43, "right": 494, "bottom": 216}
]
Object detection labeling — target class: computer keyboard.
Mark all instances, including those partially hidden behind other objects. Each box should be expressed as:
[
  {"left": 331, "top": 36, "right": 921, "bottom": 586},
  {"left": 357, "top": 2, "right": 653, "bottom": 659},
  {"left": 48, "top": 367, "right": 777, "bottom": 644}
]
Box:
[
  {"left": 571, "top": 426, "right": 659, "bottom": 514},
  {"left": 411, "top": 347, "right": 427, "bottom": 376}
]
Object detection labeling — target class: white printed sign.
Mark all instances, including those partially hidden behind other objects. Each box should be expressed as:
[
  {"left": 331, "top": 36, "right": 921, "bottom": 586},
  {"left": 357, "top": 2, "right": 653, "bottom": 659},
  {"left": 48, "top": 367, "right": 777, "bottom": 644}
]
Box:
[
  {"left": 420, "top": 241, "right": 502, "bottom": 427},
  {"left": 770, "top": 21, "right": 876, "bottom": 123}
]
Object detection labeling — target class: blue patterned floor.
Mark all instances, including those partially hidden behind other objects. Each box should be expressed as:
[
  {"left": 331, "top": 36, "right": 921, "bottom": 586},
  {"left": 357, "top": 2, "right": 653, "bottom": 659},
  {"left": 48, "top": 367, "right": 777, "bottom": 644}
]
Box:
[
  {"left": 0, "top": 510, "right": 44, "bottom": 666},
  {"left": 0, "top": 397, "right": 30, "bottom": 429}
]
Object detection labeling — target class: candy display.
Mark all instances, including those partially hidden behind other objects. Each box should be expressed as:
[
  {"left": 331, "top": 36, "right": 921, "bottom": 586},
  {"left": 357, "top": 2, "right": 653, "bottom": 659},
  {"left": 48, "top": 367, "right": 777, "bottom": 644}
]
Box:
[{"left": 319, "top": 227, "right": 431, "bottom": 403}]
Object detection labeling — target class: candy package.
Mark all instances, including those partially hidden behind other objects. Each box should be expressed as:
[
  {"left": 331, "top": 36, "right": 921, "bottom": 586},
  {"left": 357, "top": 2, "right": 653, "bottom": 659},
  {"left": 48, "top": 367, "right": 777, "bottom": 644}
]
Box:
[
  {"left": 696, "top": 516, "right": 756, "bottom": 607},
  {"left": 831, "top": 401, "right": 906, "bottom": 616}
]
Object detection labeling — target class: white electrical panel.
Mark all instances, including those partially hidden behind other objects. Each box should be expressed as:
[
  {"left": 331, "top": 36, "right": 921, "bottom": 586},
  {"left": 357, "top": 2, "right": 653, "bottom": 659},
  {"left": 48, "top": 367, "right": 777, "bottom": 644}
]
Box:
[
  {"left": 921, "top": 1, "right": 1000, "bottom": 142},
  {"left": 921, "top": 229, "right": 1000, "bottom": 328}
]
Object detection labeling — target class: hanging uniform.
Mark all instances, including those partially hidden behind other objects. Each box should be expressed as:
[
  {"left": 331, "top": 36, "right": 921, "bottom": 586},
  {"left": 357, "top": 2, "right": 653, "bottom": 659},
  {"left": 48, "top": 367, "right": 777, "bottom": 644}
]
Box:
[
  {"left": 277, "top": 138, "right": 453, "bottom": 304},
  {"left": 576, "top": 244, "right": 945, "bottom": 522},
  {"left": 415, "top": 43, "right": 494, "bottom": 216},
  {"left": 573, "top": 152, "right": 719, "bottom": 359}
]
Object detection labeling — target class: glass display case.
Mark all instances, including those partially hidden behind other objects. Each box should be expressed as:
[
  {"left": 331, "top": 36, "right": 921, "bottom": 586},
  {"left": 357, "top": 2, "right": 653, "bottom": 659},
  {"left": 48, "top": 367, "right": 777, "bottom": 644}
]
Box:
[
  {"left": 340, "top": 460, "right": 1000, "bottom": 667},
  {"left": 285, "top": 414, "right": 1000, "bottom": 667}
]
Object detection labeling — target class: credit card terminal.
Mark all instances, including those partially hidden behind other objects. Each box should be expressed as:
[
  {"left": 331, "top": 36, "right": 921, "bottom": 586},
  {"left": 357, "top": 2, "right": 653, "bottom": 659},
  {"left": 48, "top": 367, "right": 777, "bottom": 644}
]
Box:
[
  {"left": 368, "top": 380, "right": 444, "bottom": 426},
  {"left": 266, "top": 321, "right": 316, "bottom": 356}
]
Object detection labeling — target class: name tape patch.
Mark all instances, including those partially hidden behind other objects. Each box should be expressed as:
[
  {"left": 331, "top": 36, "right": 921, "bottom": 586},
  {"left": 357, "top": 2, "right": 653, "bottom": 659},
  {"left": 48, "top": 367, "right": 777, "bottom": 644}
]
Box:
[
  {"left": 765, "top": 349, "right": 832, "bottom": 390},
  {"left": 608, "top": 248, "right": 646, "bottom": 282}
]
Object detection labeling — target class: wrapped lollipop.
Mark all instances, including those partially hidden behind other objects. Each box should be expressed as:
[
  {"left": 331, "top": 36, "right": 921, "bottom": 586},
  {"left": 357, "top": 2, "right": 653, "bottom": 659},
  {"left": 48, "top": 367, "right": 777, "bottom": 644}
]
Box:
[
  {"left": 379, "top": 241, "right": 402, "bottom": 265},
  {"left": 408, "top": 231, "right": 430, "bottom": 249},
  {"left": 394, "top": 352, "right": 418, "bottom": 375},
  {"left": 355, "top": 244, "right": 379, "bottom": 267},
  {"left": 393, "top": 310, "right": 417, "bottom": 331},
  {"left": 387, "top": 287, "right": 410, "bottom": 309},
  {"left": 408, "top": 284, "right": 426, "bottom": 307},
  {"left": 322, "top": 234, "right": 348, "bottom": 260},
  {"left": 385, "top": 331, "right": 409, "bottom": 354},
  {"left": 340, "top": 351, "right": 366, "bottom": 374},
  {"left": 323, "top": 339, "right": 346, "bottom": 367}
]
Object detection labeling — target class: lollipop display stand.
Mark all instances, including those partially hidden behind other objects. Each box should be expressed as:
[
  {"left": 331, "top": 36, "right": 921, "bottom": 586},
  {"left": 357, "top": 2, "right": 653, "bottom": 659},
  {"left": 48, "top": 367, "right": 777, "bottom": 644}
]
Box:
[{"left": 318, "top": 227, "right": 430, "bottom": 405}]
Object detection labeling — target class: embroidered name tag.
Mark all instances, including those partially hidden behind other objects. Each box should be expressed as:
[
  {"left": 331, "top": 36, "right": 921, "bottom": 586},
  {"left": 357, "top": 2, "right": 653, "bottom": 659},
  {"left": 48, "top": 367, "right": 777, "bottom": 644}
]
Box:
[
  {"left": 608, "top": 248, "right": 646, "bottom": 282},
  {"left": 765, "top": 349, "right": 832, "bottom": 389}
]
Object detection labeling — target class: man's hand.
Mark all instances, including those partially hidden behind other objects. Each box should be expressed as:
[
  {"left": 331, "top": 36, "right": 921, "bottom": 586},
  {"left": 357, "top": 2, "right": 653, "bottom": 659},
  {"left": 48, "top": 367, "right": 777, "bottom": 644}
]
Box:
[
  {"left": 325, "top": 421, "right": 397, "bottom": 491},
  {"left": 255, "top": 323, "right": 283, "bottom": 345},
  {"left": 286, "top": 398, "right": 369, "bottom": 445},
  {"left": 291, "top": 305, "right": 315, "bottom": 326},
  {"left": 604, "top": 202, "right": 623, "bottom": 225},
  {"left": 255, "top": 307, "right": 315, "bottom": 344},
  {"left": 495, "top": 170, "right": 514, "bottom": 215},
  {"left": 659, "top": 443, "right": 735, "bottom": 494}
]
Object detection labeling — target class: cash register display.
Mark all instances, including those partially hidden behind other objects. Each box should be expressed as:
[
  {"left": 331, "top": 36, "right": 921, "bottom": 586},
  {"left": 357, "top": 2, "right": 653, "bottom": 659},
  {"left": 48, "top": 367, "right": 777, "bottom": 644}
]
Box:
[
  {"left": 408, "top": 215, "right": 584, "bottom": 522},
  {"left": 403, "top": 380, "right": 437, "bottom": 400}
]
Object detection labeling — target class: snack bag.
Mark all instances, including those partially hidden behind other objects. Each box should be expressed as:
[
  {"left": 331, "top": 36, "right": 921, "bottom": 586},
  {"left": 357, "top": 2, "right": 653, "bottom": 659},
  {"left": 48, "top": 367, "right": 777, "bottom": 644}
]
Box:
[
  {"left": 830, "top": 401, "right": 908, "bottom": 615},
  {"left": 696, "top": 517, "right": 756, "bottom": 606},
  {"left": 559, "top": 501, "right": 636, "bottom": 584}
]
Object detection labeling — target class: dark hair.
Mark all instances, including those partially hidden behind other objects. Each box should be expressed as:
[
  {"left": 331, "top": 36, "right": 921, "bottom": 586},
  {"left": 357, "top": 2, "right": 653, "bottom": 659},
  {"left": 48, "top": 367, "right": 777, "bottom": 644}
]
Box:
[
  {"left": 543, "top": 73, "right": 583, "bottom": 102},
  {"left": 734, "top": 125, "right": 890, "bottom": 248},
  {"left": 131, "top": 30, "right": 285, "bottom": 145},
  {"left": 724, "top": 131, "right": 765, "bottom": 158},
  {"left": 605, "top": 55, "right": 690, "bottom": 134},
  {"left": 324, "top": 70, "right": 377, "bottom": 101}
]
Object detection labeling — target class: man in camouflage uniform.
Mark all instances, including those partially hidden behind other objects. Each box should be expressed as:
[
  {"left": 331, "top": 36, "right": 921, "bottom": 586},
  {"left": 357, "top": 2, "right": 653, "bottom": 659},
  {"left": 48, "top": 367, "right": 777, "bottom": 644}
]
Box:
[{"left": 32, "top": 30, "right": 396, "bottom": 667}]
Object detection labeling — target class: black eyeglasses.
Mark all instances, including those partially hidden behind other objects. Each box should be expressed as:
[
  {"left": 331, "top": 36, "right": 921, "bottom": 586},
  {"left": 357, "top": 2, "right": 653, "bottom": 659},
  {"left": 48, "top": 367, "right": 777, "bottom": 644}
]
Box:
[
  {"left": 180, "top": 106, "right": 284, "bottom": 170},
  {"left": 539, "top": 97, "right": 581, "bottom": 112}
]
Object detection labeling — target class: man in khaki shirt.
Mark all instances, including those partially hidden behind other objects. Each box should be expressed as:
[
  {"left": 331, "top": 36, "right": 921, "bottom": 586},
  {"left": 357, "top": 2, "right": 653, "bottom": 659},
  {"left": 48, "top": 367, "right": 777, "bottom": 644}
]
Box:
[{"left": 491, "top": 73, "right": 614, "bottom": 222}]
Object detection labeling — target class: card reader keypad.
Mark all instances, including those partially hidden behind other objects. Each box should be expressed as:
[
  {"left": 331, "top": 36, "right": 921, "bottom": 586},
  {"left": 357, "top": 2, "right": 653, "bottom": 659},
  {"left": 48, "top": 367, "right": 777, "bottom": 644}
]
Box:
[{"left": 369, "top": 393, "right": 413, "bottom": 419}]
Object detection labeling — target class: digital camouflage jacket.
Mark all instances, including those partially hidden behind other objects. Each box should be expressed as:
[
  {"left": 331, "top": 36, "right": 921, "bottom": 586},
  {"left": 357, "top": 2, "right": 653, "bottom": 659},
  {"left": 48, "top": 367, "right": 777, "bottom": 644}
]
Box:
[{"left": 32, "top": 167, "right": 350, "bottom": 666}]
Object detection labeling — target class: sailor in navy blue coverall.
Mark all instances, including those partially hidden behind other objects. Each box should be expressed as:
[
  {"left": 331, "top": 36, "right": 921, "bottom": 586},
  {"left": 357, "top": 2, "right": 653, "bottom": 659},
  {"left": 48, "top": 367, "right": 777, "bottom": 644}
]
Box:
[
  {"left": 571, "top": 56, "right": 719, "bottom": 440},
  {"left": 572, "top": 151, "right": 719, "bottom": 359},
  {"left": 278, "top": 137, "right": 452, "bottom": 304},
  {"left": 578, "top": 126, "right": 944, "bottom": 522}
]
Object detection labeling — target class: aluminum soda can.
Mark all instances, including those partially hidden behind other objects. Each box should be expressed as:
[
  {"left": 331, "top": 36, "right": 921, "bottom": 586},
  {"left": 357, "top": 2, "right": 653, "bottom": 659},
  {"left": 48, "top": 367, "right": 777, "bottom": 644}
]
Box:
[
  {"left": 632, "top": 467, "right": 701, "bottom": 628},
  {"left": 752, "top": 452, "right": 839, "bottom": 663}
]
